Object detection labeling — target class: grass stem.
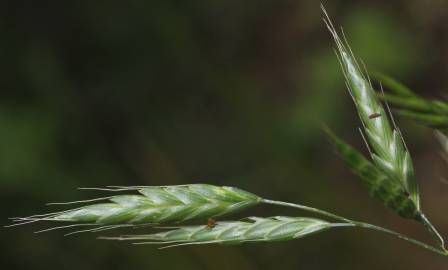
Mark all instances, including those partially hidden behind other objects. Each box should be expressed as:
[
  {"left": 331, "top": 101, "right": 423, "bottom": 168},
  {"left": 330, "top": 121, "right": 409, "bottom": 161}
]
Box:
[{"left": 263, "top": 199, "right": 447, "bottom": 256}]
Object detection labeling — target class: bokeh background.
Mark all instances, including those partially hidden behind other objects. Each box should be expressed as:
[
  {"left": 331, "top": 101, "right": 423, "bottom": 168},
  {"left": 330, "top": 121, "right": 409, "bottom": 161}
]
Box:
[{"left": 2, "top": 1, "right": 448, "bottom": 269}]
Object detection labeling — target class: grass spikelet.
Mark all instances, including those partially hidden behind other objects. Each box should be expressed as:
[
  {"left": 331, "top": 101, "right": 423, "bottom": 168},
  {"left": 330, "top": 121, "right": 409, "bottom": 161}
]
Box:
[
  {"left": 322, "top": 5, "right": 420, "bottom": 213},
  {"left": 323, "top": 126, "right": 419, "bottom": 219},
  {"left": 101, "top": 217, "right": 344, "bottom": 247},
  {"left": 322, "top": 5, "right": 445, "bottom": 248},
  {"left": 11, "top": 184, "right": 261, "bottom": 230}
]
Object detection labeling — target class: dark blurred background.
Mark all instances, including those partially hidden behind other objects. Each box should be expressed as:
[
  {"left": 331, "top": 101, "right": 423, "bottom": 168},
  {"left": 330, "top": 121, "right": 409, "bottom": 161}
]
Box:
[{"left": 1, "top": 0, "right": 448, "bottom": 269}]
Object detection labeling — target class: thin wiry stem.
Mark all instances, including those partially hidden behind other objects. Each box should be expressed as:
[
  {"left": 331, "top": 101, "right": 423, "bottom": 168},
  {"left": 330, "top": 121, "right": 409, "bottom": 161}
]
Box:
[
  {"left": 420, "top": 213, "right": 446, "bottom": 250},
  {"left": 262, "top": 199, "right": 352, "bottom": 223},
  {"left": 262, "top": 199, "right": 447, "bottom": 256}
]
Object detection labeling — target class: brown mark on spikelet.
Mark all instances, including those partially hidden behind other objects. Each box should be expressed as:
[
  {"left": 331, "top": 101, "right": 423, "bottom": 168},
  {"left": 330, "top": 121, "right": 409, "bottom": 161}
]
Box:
[{"left": 207, "top": 218, "right": 216, "bottom": 229}]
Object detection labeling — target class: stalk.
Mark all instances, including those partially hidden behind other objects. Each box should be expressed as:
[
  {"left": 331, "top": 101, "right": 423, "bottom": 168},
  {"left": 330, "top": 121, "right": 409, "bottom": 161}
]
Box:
[{"left": 263, "top": 199, "right": 447, "bottom": 256}]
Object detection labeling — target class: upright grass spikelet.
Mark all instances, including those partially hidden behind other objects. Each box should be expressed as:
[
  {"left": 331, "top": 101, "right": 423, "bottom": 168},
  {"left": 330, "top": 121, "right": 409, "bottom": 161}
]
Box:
[
  {"left": 321, "top": 5, "right": 445, "bottom": 249},
  {"left": 321, "top": 5, "right": 420, "bottom": 217},
  {"left": 10, "top": 184, "right": 261, "bottom": 232}
]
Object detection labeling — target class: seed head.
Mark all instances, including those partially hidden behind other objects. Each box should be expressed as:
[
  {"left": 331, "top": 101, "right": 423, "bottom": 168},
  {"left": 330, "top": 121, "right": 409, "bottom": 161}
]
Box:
[
  {"left": 102, "top": 217, "right": 336, "bottom": 247},
  {"left": 11, "top": 184, "right": 262, "bottom": 230}
]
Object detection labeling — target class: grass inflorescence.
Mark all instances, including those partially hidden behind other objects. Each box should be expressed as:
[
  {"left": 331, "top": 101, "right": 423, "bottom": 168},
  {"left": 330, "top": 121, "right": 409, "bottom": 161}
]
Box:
[
  {"left": 9, "top": 184, "right": 261, "bottom": 233},
  {"left": 321, "top": 4, "right": 445, "bottom": 250},
  {"left": 101, "top": 217, "right": 341, "bottom": 248},
  {"left": 322, "top": 9, "right": 420, "bottom": 212},
  {"left": 7, "top": 5, "right": 448, "bottom": 258}
]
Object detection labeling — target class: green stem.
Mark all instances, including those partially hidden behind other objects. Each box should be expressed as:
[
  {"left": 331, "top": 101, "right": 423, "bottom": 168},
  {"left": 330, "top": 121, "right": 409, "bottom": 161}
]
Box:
[
  {"left": 262, "top": 199, "right": 447, "bottom": 256},
  {"left": 420, "top": 213, "right": 446, "bottom": 250},
  {"left": 262, "top": 199, "right": 352, "bottom": 223}
]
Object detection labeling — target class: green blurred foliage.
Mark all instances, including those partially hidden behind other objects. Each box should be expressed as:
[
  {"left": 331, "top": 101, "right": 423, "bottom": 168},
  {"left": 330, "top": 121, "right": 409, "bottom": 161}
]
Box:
[{"left": 1, "top": 1, "right": 448, "bottom": 269}]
